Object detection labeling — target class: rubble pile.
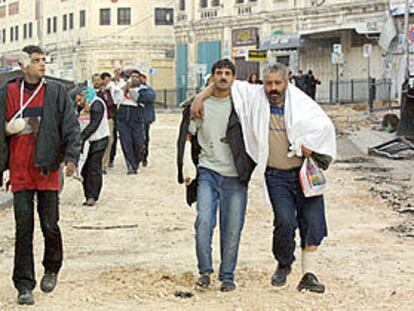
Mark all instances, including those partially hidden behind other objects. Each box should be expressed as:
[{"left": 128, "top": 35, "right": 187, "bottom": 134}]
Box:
[
  {"left": 324, "top": 105, "right": 382, "bottom": 137},
  {"left": 335, "top": 157, "right": 414, "bottom": 238}
]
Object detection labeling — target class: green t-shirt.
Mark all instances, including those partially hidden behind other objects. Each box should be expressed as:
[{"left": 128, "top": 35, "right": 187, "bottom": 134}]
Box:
[{"left": 189, "top": 96, "right": 238, "bottom": 177}]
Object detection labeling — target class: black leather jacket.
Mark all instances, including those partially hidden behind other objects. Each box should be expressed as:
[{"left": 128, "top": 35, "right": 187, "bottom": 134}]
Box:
[
  {"left": 0, "top": 77, "right": 81, "bottom": 185},
  {"left": 176, "top": 97, "right": 256, "bottom": 204}
]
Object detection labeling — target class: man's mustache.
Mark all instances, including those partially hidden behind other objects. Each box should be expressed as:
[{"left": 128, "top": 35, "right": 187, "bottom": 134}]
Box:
[
  {"left": 219, "top": 79, "right": 228, "bottom": 83},
  {"left": 268, "top": 90, "right": 282, "bottom": 96}
]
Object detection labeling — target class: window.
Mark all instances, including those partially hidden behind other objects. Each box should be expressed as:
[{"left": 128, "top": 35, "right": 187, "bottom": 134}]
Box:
[
  {"left": 80, "top": 10, "right": 86, "bottom": 27},
  {"left": 200, "top": 0, "right": 208, "bottom": 8},
  {"left": 63, "top": 14, "right": 67, "bottom": 31},
  {"left": 211, "top": 0, "right": 220, "bottom": 6},
  {"left": 69, "top": 13, "right": 74, "bottom": 29},
  {"left": 28, "top": 22, "right": 32, "bottom": 38},
  {"left": 10, "top": 26, "right": 13, "bottom": 42},
  {"left": 155, "top": 8, "right": 174, "bottom": 25},
  {"left": 100, "top": 8, "right": 110, "bottom": 25},
  {"left": 47, "top": 17, "right": 51, "bottom": 34},
  {"left": 23, "top": 23, "right": 27, "bottom": 39},
  {"left": 179, "top": 0, "right": 185, "bottom": 10},
  {"left": 14, "top": 25, "right": 18, "bottom": 41},
  {"left": 2, "top": 29, "right": 5, "bottom": 43},
  {"left": 117, "top": 8, "right": 131, "bottom": 25},
  {"left": 53, "top": 16, "right": 57, "bottom": 33}
]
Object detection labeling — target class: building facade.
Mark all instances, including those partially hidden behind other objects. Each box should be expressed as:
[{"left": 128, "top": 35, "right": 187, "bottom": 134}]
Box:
[
  {"left": 0, "top": 0, "right": 175, "bottom": 88},
  {"left": 174, "top": 0, "right": 391, "bottom": 102}
]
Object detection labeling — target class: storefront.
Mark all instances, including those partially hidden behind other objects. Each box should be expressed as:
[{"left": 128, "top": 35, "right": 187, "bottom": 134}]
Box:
[
  {"left": 260, "top": 33, "right": 301, "bottom": 72},
  {"left": 232, "top": 27, "right": 260, "bottom": 80}
]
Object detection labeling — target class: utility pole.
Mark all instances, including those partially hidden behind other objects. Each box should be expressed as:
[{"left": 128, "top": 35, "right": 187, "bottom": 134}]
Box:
[
  {"left": 36, "top": 0, "right": 44, "bottom": 47},
  {"left": 404, "top": 0, "right": 410, "bottom": 77}
]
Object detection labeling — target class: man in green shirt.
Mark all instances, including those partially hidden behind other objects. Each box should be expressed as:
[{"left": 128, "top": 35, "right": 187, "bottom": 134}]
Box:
[{"left": 189, "top": 59, "right": 250, "bottom": 292}]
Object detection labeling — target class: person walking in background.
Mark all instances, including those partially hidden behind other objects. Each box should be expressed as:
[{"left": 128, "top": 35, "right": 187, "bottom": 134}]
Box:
[
  {"left": 108, "top": 69, "right": 126, "bottom": 168},
  {"left": 117, "top": 70, "right": 146, "bottom": 175},
  {"left": 288, "top": 71, "right": 295, "bottom": 83},
  {"left": 99, "top": 72, "right": 116, "bottom": 174},
  {"left": 72, "top": 87, "right": 109, "bottom": 207},
  {"left": 92, "top": 73, "right": 103, "bottom": 93},
  {"left": 0, "top": 45, "right": 80, "bottom": 305},
  {"left": 139, "top": 72, "right": 156, "bottom": 167},
  {"left": 293, "top": 70, "right": 308, "bottom": 94},
  {"left": 306, "top": 70, "right": 321, "bottom": 100},
  {"left": 248, "top": 72, "right": 263, "bottom": 85}
]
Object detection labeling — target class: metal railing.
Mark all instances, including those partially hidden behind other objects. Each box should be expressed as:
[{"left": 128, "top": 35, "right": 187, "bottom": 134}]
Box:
[
  {"left": 154, "top": 88, "right": 199, "bottom": 109},
  {"left": 328, "top": 78, "right": 398, "bottom": 111}
]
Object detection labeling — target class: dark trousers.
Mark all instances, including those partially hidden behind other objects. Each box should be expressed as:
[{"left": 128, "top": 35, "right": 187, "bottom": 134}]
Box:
[
  {"left": 265, "top": 167, "right": 327, "bottom": 267},
  {"left": 143, "top": 123, "right": 151, "bottom": 161},
  {"left": 109, "top": 119, "right": 118, "bottom": 164},
  {"left": 13, "top": 190, "right": 63, "bottom": 291},
  {"left": 81, "top": 149, "right": 105, "bottom": 201},
  {"left": 118, "top": 120, "right": 145, "bottom": 171}
]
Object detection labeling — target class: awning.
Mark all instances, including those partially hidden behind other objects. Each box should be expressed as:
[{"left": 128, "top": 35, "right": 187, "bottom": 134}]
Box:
[{"left": 260, "top": 33, "right": 301, "bottom": 51}]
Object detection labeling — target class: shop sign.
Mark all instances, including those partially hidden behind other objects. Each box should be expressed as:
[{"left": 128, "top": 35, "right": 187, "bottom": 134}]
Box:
[
  {"left": 232, "top": 28, "right": 259, "bottom": 47},
  {"left": 248, "top": 50, "right": 267, "bottom": 61}
]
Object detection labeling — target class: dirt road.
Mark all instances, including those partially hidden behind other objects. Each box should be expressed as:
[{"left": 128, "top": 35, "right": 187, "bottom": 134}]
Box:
[{"left": 0, "top": 113, "right": 413, "bottom": 310}]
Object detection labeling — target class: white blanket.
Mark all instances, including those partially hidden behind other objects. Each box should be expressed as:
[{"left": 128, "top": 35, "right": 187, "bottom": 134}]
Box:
[{"left": 231, "top": 80, "right": 337, "bottom": 176}]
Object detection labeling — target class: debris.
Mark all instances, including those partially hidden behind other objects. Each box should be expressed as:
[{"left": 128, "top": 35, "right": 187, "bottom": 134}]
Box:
[
  {"left": 174, "top": 291, "right": 194, "bottom": 299},
  {"left": 368, "top": 137, "right": 414, "bottom": 160},
  {"left": 73, "top": 224, "right": 138, "bottom": 230},
  {"left": 335, "top": 157, "right": 373, "bottom": 164}
]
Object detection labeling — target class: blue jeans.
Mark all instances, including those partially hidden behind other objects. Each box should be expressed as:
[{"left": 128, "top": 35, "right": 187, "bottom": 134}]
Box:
[
  {"left": 195, "top": 167, "right": 248, "bottom": 282},
  {"left": 265, "top": 167, "right": 327, "bottom": 267}
]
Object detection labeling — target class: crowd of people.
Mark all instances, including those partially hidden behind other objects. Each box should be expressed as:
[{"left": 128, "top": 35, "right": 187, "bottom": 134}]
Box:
[
  {"left": 0, "top": 45, "right": 335, "bottom": 306},
  {"left": 69, "top": 67, "right": 156, "bottom": 206},
  {"left": 0, "top": 45, "right": 156, "bottom": 305}
]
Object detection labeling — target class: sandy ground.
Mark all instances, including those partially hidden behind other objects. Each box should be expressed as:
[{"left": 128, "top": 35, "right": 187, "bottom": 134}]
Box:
[{"left": 0, "top": 112, "right": 413, "bottom": 310}]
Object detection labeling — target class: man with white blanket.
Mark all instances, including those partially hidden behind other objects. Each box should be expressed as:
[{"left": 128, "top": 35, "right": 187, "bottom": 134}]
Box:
[{"left": 192, "top": 62, "right": 336, "bottom": 293}]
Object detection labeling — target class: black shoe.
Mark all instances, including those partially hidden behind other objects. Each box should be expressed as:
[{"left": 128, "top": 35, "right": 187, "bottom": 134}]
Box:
[
  {"left": 142, "top": 160, "right": 148, "bottom": 167},
  {"left": 127, "top": 170, "right": 137, "bottom": 175},
  {"left": 40, "top": 272, "right": 58, "bottom": 293},
  {"left": 196, "top": 274, "right": 211, "bottom": 288},
  {"left": 102, "top": 169, "right": 107, "bottom": 175},
  {"left": 297, "top": 273, "right": 325, "bottom": 293},
  {"left": 17, "top": 290, "right": 34, "bottom": 305},
  {"left": 271, "top": 264, "right": 291, "bottom": 287},
  {"left": 108, "top": 162, "right": 114, "bottom": 168},
  {"left": 220, "top": 281, "right": 236, "bottom": 292},
  {"left": 83, "top": 198, "right": 96, "bottom": 206}
]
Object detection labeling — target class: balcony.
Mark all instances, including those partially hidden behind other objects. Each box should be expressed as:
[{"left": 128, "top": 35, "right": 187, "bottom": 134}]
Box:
[
  {"left": 235, "top": 3, "right": 255, "bottom": 16},
  {"left": 199, "top": 8, "right": 219, "bottom": 19},
  {"left": 177, "top": 12, "right": 187, "bottom": 22}
]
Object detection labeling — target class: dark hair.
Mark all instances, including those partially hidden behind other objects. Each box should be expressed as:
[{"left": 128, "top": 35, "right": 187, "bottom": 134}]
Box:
[
  {"left": 211, "top": 59, "right": 236, "bottom": 76},
  {"left": 308, "top": 70, "right": 313, "bottom": 75},
  {"left": 130, "top": 69, "right": 141, "bottom": 76},
  {"left": 92, "top": 73, "right": 101, "bottom": 79},
  {"left": 68, "top": 87, "right": 83, "bottom": 102},
  {"left": 248, "top": 72, "right": 259, "bottom": 83},
  {"left": 101, "top": 72, "right": 111, "bottom": 80},
  {"left": 22, "top": 45, "right": 44, "bottom": 55}
]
